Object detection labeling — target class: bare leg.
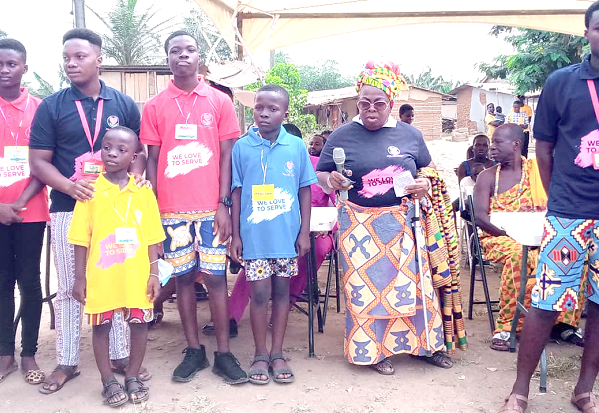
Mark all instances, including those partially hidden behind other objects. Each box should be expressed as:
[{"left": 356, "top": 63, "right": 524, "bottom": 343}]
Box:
[
  {"left": 573, "top": 301, "right": 599, "bottom": 407},
  {"left": 270, "top": 276, "right": 292, "bottom": 379},
  {"left": 203, "top": 273, "right": 229, "bottom": 353},
  {"left": 153, "top": 278, "right": 175, "bottom": 314},
  {"left": 125, "top": 323, "right": 149, "bottom": 402},
  {"left": 175, "top": 272, "right": 200, "bottom": 348},
  {"left": 93, "top": 322, "right": 126, "bottom": 405},
  {"left": 508, "top": 307, "right": 559, "bottom": 408},
  {"left": 249, "top": 278, "right": 271, "bottom": 381}
]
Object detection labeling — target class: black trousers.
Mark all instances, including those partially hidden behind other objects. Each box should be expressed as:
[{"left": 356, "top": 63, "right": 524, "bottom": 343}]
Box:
[
  {"left": 522, "top": 131, "right": 530, "bottom": 158},
  {"left": 0, "top": 222, "right": 45, "bottom": 357}
]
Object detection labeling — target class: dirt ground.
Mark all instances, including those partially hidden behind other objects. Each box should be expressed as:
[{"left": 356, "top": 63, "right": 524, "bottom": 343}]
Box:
[{"left": 3, "top": 137, "right": 591, "bottom": 413}]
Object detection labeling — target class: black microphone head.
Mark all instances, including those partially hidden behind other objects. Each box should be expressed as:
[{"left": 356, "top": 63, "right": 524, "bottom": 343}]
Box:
[{"left": 332, "top": 147, "right": 345, "bottom": 165}]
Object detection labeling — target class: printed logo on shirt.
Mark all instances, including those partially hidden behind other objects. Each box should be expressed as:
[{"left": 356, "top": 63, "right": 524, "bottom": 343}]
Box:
[
  {"left": 96, "top": 232, "right": 139, "bottom": 269},
  {"left": 283, "top": 161, "right": 295, "bottom": 177},
  {"left": 0, "top": 156, "right": 30, "bottom": 187},
  {"left": 387, "top": 146, "right": 402, "bottom": 157},
  {"left": 134, "top": 209, "right": 143, "bottom": 225},
  {"left": 248, "top": 187, "right": 295, "bottom": 224},
  {"left": 107, "top": 115, "right": 119, "bottom": 128},
  {"left": 201, "top": 113, "right": 213, "bottom": 126},
  {"left": 574, "top": 129, "right": 599, "bottom": 168},
  {"left": 165, "top": 141, "right": 213, "bottom": 178},
  {"left": 358, "top": 165, "right": 405, "bottom": 198}
]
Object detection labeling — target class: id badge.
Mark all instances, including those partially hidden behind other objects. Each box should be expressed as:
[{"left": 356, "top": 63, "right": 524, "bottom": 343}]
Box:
[
  {"left": 175, "top": 124, "right": 198, "bottom": 140},
  {"left": 115, "top": 227, "right": 137, "bottom": 244},
  {"left": 4, "top": 146, "right": 28, "bottom": 163},
  {"left": 252, "top": 184, "right": 275, "bottom": 201},
  {"left": 83, "top": 160, "right": 104, "bottom": 176},
  {"left": 594, "top": 153, "right": 599, "bottom": 170}
]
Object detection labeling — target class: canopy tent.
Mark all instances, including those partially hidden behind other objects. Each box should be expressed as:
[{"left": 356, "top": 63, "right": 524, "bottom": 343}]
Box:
[{"left": 194, "top": 0, "right": 592, "bottom": 57}]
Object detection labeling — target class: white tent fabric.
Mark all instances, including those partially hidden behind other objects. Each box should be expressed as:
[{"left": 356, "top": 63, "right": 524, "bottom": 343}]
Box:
[{"left": 194, "top": 0, "right": 592, "bottom": 56}]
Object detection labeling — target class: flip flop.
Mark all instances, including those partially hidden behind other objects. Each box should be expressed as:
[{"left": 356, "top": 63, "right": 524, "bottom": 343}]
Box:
[
  {"left": 499, "top": 394, "right": 528, "bottom": 413},
  {"left": 39, "top": 366, "right": 80, "bottom": 394},
  {"left": 572, "top": 392, "right": 599, "bottom": 413},
  {"left": 248, "top": 355, "right": 270, "bottom": 385},
  {"left": 0, "top": 361, "right": 18, "bottom": 383}
]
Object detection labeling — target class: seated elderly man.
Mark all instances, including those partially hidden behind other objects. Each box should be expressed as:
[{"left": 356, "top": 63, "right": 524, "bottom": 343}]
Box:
[{"left": 473, "top": 124, "right": 585, "bottom": 351}]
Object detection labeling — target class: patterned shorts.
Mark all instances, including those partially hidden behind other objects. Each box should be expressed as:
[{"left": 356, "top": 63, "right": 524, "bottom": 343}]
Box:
[
  {"left": 532, "top": 215, "right": 599, "bottom": 311},
  {"left": 88, "top": 308, "right": 153, "bottom": 326},
  {"left": 244, "top": 258, "right": 298, "bottom": 281},
  {"left": 161, "top": 211, "right": 227, "bottom": 277}
]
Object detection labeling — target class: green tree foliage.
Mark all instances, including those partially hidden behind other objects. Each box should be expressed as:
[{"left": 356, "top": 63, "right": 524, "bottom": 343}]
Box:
[
  {"left": 0, "top": 29, "right": 7, "bottom": 39},
  {"left": 29, "top": 66, "right": 70, "bottom": 99},
  {"left": 87, "top": 0, "right": 174, "bottom": 65},
  {"left": 478, "top": 26, "right": 588, "bottom": 94},
  {"left": 404, "top": 68, "right": 461, "bottom": 93},
  {"left": 247, "top": 62, "right": 317, "bottom": 139},
  {"left": 275, "top": 52, "right": 353, "bottom": 91},
  {"left": 182, "top": 8, "right": 234, "bottom": 63}
]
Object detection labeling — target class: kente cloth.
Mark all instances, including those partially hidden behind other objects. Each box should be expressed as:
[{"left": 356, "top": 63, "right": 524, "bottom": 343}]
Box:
[
  {"left": 355, "top": 61, "right": 409, "bottom": 101},
  {"left": 339, "top": 197, "right": 447, "bottom": 365},
  {"left": 479, "top": 159, "right": 584, "bottom": 333},
  {"left": 417, "top": 167, "right": 468, "bottom": 352}
]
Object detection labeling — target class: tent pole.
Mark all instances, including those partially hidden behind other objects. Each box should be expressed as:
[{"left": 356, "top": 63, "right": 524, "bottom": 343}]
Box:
[{"left": 236, "top": 15, "right": 246, "bottom": 133}]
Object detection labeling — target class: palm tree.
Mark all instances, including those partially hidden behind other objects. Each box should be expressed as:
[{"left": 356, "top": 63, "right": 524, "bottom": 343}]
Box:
[
  {"left": 405, "top": 68, "right": 461, "bottom": 94},
  {"left": 0, "top": 29, "right": 7, "bottom": 38},
  {"left": 183, "top": 8, "right": 234, "bottom": 63},
  {"left": 87, "top": 0, "right": 175, "bottom": 65}
]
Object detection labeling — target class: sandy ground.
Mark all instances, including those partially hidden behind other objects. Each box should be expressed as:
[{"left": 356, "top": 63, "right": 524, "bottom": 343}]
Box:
[{"left": 4, "top": 137, "right": 590, "bottom": 413}]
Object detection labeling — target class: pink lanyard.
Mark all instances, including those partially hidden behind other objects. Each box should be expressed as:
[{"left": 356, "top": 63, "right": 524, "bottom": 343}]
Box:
[
  {"left": 175, "top": 95, "right": 198, "bottom": 124},
  {"left": 587, "top": 79, "right": 599, "bottom": 124},
  {"left": 0, "top": 95, "right": 30, "bottom": 145},
  {"left": 74, "top": 99, "right": 104, "bottom": 151}
]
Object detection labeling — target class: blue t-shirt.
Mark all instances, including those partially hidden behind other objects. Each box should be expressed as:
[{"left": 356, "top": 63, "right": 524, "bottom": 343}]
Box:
[
  {"left": 29, "top": 81, "right": 141, "bottom": 213},
  {"left": 231, "top": 126, "right": 317, "bottom": 260},
  {"left": 534, "top": 55, "right": 599, "bottom": 219},
  {"left": 316, "top": 119, "right": 431, "bottom": 208}
]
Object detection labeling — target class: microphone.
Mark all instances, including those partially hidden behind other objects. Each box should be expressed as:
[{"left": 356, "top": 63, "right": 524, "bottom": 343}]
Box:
[{"left": 332, "top": 147, "right": 348, "bottom": 201}]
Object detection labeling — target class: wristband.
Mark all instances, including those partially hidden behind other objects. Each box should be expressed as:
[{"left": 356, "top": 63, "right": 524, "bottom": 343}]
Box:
[{"left": 149, "top": 273, "right": 159, "bottom": 278}]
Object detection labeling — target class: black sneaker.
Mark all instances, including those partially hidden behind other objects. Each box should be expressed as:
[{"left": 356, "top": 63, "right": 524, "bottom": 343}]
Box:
[
  {"left": 212, "top": 351, "right": 248, "bottom": 384},
  {"left": 202, "top": 319, "right": 238, "bottom": 338},
  {"left": 172, "top": 346, "right": 209, "bottom": 382}
]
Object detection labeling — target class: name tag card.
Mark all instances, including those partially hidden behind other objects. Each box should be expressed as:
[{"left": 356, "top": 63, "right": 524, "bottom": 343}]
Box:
[
  {"left": 594, "top": 153, "right": 599, "bottom": 170},
  {"left": 4, "top": 146, "right": 28, "bottom": 163},
  {"left": 175, "top": 124, "right": 198, "bottom": 140},
  {"left": 115, "top": 227, "right": 137, "bottom": 244},
  {"left": 83, "top": 160, "right": 104, "bottom": 176},
  {"left": 252, "top": 184, "right": 275, "bottom": 201},
  {"left": 393, "top": 170, "right": 416, "bottom": 197}
]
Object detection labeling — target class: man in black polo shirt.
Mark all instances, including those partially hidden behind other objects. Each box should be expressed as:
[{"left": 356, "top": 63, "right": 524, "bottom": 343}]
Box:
[
  {"left": 499, "top": 2, "right": 599, "bottom": 412},
  {"left": 29, "top": 28, "right": 147, "bottom": 396}
]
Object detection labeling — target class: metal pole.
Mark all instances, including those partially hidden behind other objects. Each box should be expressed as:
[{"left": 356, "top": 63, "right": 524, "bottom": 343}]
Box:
[
  {"left": 236, "top": 15, "right": 246, "bottom": 133},
  {"left": 73, "top": 0, "right": 86, "bottom": 28},
  {"left": 413, "top": 198, "right": 432, "bottom": 356}
]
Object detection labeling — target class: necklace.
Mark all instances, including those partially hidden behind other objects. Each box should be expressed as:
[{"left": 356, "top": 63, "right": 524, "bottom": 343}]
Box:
[{"left": 493, "top": 156, "right": 526, "bottom": 210}]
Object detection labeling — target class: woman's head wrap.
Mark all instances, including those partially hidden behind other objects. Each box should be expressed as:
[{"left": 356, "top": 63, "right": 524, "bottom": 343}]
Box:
[{"left": 356, "top": 61, "right": 409, "bottom": 101}]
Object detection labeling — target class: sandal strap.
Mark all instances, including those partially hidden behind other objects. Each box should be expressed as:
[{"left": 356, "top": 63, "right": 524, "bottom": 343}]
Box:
[
  {"left": 53, "top": 365, "right": 77, "bottom": 375},
  {"left": 103, "top": 378, "right": 121, "bottom": 389},
  {"left": 125, "top": 377, "right": 148, "bottom": 394},
  {"left": 574, "top": 392, "right": 595, "bottom": 402},
  {"left": 252, "top": 355, "right": 271, "bottom": 364},
  {"left": 272, "top": 368, "right": 293, "bottom": 375},
  {"left": 269, "top": 353, "right": 286, "bottom": 362}
]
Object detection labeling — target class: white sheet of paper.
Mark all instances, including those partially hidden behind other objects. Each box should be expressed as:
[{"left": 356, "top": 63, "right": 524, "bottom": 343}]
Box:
[{"left": 393, "top": 170, "right": 416, "bottom": 197}]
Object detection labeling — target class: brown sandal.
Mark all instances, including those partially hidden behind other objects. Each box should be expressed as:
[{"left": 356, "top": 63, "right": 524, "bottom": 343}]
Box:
[
  {"left": 572, "top": 392, "right": 599, "bottom": 413},
  {"left": 498, "top": 394, "right": 528, "bottom": 413},
  {"left": 369, "top": 358, "right": 394, "bottom": 375}
]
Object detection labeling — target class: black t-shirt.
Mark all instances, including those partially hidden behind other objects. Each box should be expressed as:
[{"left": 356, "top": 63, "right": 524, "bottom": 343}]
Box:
[
  {"left": 534, "top": 55, "right": 599, "bottom": 219},
  {"left": 29, "top": 81, "right": 141, "bottom": 213},
  {"left": 316, "top": 119, "right": 431, "bottom": 207}
]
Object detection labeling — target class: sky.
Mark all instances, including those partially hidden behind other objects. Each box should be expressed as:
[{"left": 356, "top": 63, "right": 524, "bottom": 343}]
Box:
[{"left": 0, "top": 0, "right": 517, "bottom": 89}]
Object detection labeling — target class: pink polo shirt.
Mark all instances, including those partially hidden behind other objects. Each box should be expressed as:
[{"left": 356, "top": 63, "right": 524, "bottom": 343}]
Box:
[
  {"left": 140, "top": 78, "right": 240, "bottom": 213},
  {"left": 0, "top": 89, "right": 49, "bottom": 223}
]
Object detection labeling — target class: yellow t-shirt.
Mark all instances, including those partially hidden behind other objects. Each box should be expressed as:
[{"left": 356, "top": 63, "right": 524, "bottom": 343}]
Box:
[
  {"left": 485, "top": 113, "right": 497, "bottom": 139},
  {"left": 67, "top": 174, "right": 166, "bottom": 314}
]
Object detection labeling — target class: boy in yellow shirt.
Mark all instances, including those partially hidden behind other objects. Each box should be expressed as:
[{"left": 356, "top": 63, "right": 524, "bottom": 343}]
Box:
[{"left": 68, "top": 126, "right": 165, "bottom": 407}]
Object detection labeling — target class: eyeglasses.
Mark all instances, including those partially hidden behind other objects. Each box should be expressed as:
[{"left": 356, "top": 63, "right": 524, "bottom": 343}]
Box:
[{"left": 357, "top": 100, "right": 389, "bottom": 111}]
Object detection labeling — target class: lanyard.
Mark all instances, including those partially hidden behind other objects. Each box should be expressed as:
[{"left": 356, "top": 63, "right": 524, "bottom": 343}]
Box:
[
  {"left": 104, "top": 191, "right": 132, "bottom": 225},
  {"left": 175, "top": 95, "right": 198, "bottom": 124},
  {"left": 75, "top": 99, "right": 104, "bottom": 152},
  {"left": 260, "top": 148, "right": 268, "bottom": 185},
  {"left": 588, "top": 79, "right": 599, "bottom": 125},
  {"left": 0, "top": 95, "right": 30, "bottom": 145}
]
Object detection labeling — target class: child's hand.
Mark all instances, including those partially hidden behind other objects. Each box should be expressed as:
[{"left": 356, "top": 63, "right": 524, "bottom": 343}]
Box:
[
  {"left": 132, "top": 173, "right": 152, "bottom": 189},
  {"left": 147, "top": 275, "right": 161, "bottom": 302},
  {"left": 72, "top": 278, "right": 87, "bottom": 305},
  {"left": 230, "top": 235, "right": 243, "bottom": 263},
  {"left": 296, "top": 231, "right": 311, "bottom": 257}
]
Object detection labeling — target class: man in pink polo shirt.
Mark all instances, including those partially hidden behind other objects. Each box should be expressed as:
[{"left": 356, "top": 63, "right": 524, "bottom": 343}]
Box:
[
  {"left": 0, "top": 38, "right": 49, "bottom": 386},
  {"left": 140, "top": 31, "right": 247, "bottom": 384}
]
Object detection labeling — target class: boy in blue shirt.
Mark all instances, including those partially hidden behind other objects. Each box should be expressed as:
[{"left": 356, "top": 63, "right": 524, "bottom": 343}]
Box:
[{"left": 230, "top": 85, "right": 316, "bottom": 385}]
